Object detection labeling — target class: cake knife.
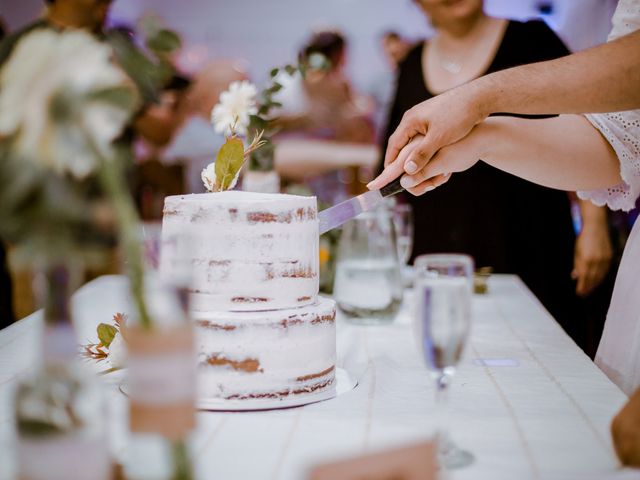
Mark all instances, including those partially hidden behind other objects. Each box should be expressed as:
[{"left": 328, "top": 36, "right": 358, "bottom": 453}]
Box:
[{"left": 318, "top": 178, "right": 404, "bottom": 235}]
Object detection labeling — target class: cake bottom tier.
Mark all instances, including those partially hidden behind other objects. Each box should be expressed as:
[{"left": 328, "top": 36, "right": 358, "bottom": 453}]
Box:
[{"left": 193, "top": 297, "right": 336, "bottom": 401}]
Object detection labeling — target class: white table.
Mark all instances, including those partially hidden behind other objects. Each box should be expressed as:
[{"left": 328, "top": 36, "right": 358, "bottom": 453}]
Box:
[{"left": 0, "top": 274, "right": 632, "bottom": 480}]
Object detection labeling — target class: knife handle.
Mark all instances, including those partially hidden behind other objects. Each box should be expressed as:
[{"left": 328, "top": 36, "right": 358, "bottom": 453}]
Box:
[{"left": 380, "top": 178, "right": 405, "bottom": 198}]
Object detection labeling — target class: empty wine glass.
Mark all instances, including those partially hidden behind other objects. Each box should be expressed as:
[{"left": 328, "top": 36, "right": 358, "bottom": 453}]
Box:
[
  {"left": 392, "top": 203, "right": 414, "bottom": 265},
  {"left": 414, "top": 254, "right": 474, "bottom": 469}
]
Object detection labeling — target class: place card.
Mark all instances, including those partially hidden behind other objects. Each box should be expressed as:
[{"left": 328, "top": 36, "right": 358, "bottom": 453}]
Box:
[
  {"left": 308, "top": 440, "right": 436, "bottom": 480},
  {"left": 473, "top": 358, "right": 520, "bottom": 367}
]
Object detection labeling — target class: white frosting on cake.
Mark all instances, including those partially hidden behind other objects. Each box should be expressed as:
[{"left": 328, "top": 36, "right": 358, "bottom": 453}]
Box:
[
  {"left": 161, "top": 191, "right": 335, "bottom": 402},
  {"left": 194, "top": 297, "right": 336, "bottom": 400},
  {"left": 161, "top": 191, "right": 319, "bottom": 312}
]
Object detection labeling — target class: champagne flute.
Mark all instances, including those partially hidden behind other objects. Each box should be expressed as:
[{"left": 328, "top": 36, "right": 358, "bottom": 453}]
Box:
[
  {"left": 392, "top": 203, "right": 414, "bottom": 265},
  {"left": 414, "top": 254, "right": 474, "bottom": 469}
]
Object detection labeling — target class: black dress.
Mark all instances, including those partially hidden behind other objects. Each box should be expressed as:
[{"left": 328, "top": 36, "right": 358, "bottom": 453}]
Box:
[{"left": 381, "top": 20, "right": 580, "bottom": 339}]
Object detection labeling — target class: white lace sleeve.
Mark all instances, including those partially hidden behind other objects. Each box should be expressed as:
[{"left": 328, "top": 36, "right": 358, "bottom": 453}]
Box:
[
  {"left": 576, "top": 0, "right": 640, "bottom": 212},
  {"left": 578, "top": 111, "right": 640, "bottom": 211}
]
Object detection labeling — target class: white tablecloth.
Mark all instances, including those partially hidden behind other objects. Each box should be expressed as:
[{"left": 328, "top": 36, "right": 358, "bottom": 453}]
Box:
[{"left": 0, "top": 274, "right": 633, "bottom": 480}]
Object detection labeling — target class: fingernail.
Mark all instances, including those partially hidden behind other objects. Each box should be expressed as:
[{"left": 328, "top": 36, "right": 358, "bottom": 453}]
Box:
[
  {"left": 405, "top": 160, "right": 418, "bottom": 174},
  {"left": 400, "top": 176, "right": 415, "bottom": 189}
]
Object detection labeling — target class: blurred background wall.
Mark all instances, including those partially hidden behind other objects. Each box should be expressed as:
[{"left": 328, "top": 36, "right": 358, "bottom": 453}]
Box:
[{"left": 2, "top": 0, "right": 618, "bottom": 92}]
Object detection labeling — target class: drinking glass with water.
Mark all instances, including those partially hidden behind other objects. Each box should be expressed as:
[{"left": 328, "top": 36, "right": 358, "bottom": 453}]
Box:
[{"left": 334, "top": 207, "right": 403, "bottom": 324}]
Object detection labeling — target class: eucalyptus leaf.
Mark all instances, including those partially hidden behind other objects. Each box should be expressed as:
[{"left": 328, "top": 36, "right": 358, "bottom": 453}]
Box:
[
  {"left": 146, "top": 29, "right": 182, "bottom": 55},
  {"left": 249, "top": 115, "right": 267, "bottom": 130},
  {"left": 97, "top": 323, "right": 118, "bottom": 347},
  {"left": 284, "top": 64, "right": 297, "bottom": 76},
  {"left": 268, "top": 82, "right": 283, "bottom": 94},
  {"left": 214, "top": 137, "right": 245, "bottom": 191},
  {"left": 87, "top": 86, "right": 138, "bottom": 111},
  {"left": 18, "top": 419, "right": 65, "bottom": 437}
]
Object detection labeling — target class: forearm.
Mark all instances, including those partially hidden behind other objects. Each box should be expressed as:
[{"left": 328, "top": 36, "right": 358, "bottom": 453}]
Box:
[
  {"left": 473, "top": 116, "right": 622, "bottom": 190},
  {"left": 471, "top": 29, "right": 640, "bottom": 117}
]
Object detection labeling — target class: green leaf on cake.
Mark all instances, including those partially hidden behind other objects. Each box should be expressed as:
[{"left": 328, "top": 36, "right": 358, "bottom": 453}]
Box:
[
  {"left": 214, "top": 137, "right": 245, "bottom": 191},
  {"left": 97, "top": 323, "right": 117, "bottom": 347}
]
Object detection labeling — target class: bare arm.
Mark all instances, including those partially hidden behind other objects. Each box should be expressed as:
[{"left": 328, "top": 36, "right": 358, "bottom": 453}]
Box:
[
  {"left": 399, "top": 115, "right": 621, "bottom": 195},
  {"left": 369, "top": 29, "right": 640, "bottom": 190},
  {"left": 476, "top": 29, "right": 640, "bottom": 117}
]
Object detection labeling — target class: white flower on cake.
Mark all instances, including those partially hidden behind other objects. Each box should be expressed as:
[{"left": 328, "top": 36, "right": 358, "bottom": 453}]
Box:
[
  {"left": 210, "top": 80, "right": 258, "bottom": 136},
  {"left": 203, "top": 82, "right": 267, "bottom": 192},
  {"left": 0, "top": 29, "right": 136, "bottom": 179},
  {"left": 201, "top": 161, "right": 239, "bottom": 192},
  {"left": 203, "top": 64, "right": 306, "bottom": 193},
  {"left": 107, "top": 332, "right": 127, "bottom": 369}
]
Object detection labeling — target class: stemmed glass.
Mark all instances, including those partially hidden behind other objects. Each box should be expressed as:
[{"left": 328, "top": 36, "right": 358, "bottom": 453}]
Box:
[
  {"left": 392, "top": 203, "right": 414, "bottom": 265},
  {"left": 414, "top": 254, "right": 474, "bottom": 469}
]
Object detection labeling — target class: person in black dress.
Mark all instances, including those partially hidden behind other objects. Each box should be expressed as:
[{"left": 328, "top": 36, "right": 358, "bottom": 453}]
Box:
[{"left": 381, "top": 0, "right": 613, "bottom": 350}]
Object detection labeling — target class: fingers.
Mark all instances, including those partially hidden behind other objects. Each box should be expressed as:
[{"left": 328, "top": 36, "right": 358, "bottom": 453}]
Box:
[
  {"left": 383, "top": 110, "right": 425, "bottom": 167},
  {"left": 368, "top": 140, "right": 420, "bottom": 190},
  {"left": 405, "top": 173, "right": 452, "bottom": 196},
  {"left": 573, "top": 257, "right": 609, "bottom": 297},
  {"left": 398, "top": 145, "right": 451, "bottom": 190},
  {"left": 402, "top": 134, "right": 443, "bottom": 177},
  {"left": 367, "top": 156, "right": 407, "bottom": 190}
]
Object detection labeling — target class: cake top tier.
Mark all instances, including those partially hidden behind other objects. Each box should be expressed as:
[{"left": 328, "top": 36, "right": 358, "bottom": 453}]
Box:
[{"left": 164, "top": 191, "right": 318, "bottom": 226}]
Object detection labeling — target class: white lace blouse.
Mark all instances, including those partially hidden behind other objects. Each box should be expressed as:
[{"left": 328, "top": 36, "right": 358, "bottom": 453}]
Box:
[
  {"left": 578, "top": 0, "right": 640, "bottom": 396},
  {"left": 578, "top": 0, "right": 640, "bottom": 211}
]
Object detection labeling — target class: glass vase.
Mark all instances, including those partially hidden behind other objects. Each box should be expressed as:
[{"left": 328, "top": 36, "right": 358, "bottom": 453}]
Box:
[
  {"left": 122, "top": 275, "right": 196, "bottom": 480},
  {"left": 14, "top": 263, "right": 112, "bottom": 480}
]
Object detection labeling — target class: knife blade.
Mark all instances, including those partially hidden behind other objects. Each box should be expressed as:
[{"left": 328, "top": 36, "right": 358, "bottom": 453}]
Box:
[{"left": 318, "top": 178, "right": 405, "bottom": 235}]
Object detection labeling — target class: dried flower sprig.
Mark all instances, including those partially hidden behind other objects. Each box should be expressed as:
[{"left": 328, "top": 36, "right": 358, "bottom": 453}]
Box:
[{"left": 81, "top": 312, "right": 128, "bottom": 372}]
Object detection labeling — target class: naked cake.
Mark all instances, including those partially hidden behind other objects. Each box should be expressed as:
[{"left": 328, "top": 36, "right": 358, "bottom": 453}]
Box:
[{"left": 160, "top": 191, "right": 336, "bottom": 401}]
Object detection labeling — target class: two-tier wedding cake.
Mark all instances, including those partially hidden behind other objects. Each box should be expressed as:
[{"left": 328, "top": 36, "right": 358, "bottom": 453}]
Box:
[{"left": 160, "top": 191, "right": 336, "bottom": 401}]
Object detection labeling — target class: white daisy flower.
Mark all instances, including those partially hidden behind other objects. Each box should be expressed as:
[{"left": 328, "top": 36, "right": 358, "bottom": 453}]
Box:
[{"left": 210, "top": 80, "right": 258, "bottom": 136}]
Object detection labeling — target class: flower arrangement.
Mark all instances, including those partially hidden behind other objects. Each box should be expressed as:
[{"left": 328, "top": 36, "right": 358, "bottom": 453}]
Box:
[
  {"left": 200, "top": 64, "right": 306, "bottom": 192},
  {"left": 3, "top": 27, "right": 196, "bottom": 480},
  {"left": 82, "top": 313, "right": 128, "bottom": 373},
  {"left": 0, "top": 28, "right": 154, "bottom": 327}
]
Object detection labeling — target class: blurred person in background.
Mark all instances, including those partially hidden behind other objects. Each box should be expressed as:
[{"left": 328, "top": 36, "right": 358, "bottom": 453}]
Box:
[
  {"left": 275, "top": 29, "right": 374, "bottom": 144},
  {"left": 273, "top": 30, "right": 377, "bottom": 201},
  {"left": 381, "top": 30, "right": 412, "bottom": 67},
  {"left": 379, "top": 0, "right": 615, "bottom": 354},
  {"left": 370, "top": 30, "right": 413, "bottom": 140}
]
